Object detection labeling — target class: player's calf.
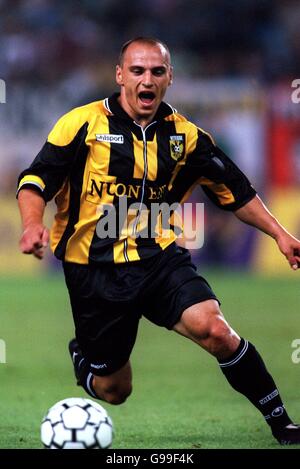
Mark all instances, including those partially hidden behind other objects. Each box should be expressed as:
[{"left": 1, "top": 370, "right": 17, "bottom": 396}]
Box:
[
  {"left": 93, "top": 373, "right": 132, "bottom": 405},
  {"left": 68, "top": 338, "right": 132, "bottom": 404}
]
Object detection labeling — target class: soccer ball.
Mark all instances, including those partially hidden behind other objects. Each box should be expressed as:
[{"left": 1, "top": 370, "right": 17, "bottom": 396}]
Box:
[{"left": 41, "top": 397, "right": 114, "bottom": 449}]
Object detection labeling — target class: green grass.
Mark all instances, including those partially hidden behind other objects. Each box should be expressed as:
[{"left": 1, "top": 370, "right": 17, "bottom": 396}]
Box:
[{"left": 0, "top": 270, "right": 300, "bottom": 449}]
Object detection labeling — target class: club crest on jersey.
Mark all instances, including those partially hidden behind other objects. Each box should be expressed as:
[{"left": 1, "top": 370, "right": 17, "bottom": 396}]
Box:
[{"left": 169, "top": 134, "right": 185, "bottom": 161}]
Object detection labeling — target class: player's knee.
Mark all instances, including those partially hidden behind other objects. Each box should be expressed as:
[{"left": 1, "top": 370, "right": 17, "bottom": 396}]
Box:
[
  {"left": 208, "top": 316, "right": 233, "bottom": 353},
  {"left": 177, "top": 299, "right": 222, "bottom": 339},
  {"left": 94, "top": 380, "right": 132, "bottom": 405},
  {"left": 176, "top": 300, "right": 238, "bottom": 356}
]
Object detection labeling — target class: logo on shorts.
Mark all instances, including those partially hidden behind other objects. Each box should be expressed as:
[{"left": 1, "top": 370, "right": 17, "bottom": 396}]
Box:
[
  {"left": 169, "top": 134, "right": 185, "bottom": 161},
  {"left": 90, "top": 362, "right": 107, "bottom": 369},
  {"left": 96, "top": 134, "right": 124, "bottom": 144}
]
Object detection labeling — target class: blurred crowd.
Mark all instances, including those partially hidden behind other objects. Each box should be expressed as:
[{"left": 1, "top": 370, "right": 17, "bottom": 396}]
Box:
[
  {"left": 1, "top": 0, "right": 300, "bottom": 88},
  {"left": 1, "top": 0, "right": 300, "bottom": 136}
]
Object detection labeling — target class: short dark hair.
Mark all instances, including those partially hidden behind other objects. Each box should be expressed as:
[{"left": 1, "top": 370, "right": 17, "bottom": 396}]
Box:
[{"left": 118, "top": 37, "right": 171, "bottom": 66}]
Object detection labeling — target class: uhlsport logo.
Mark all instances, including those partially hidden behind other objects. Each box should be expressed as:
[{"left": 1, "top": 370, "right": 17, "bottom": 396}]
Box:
[
  {"left": 0, "top": 79, "right": 6, "bottom": 103},
  {"left": 95, "top": 134, "right": 124, "bottom": 144},
  {"left": 90, "top": 362, "right": 107, "bottom": 369},
  {"left": 169, "top": 134, "right": 185, "bottom": 161},
  {"left": 271, "top": 406, "right": 284, "bottom": 418}
]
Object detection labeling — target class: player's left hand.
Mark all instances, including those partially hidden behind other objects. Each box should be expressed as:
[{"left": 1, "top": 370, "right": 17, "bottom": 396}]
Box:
[{"left": 276, "top": 232, "right": 300, "bottom": 270}]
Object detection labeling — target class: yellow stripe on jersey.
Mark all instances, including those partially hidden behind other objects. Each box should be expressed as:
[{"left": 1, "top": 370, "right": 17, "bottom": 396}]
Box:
[
  {"left": 65, "top": 179, "right": 116, "bottom": 263},
  {"left": 18, "top": 174, "right": 45, "bottom": 192},
  {"left": 50, "top": 180, "right": 70, "bottom": 253},
  {"left": 87, "top": 112, "right": 114, "bottom": 176},
  {"left": 198, "top": 177, "right": 235, "bottom": 205},
  {"left": 64, "top": 205, "right": 98, "bottom": 263},
  {"left": 118, "top": 205, "right": 146, "bottom": 262},
  {"left": 146, "top": 134, "right": 158, "bottom": 181},
  {"left": 113, "top": 239, "right": 126, "bottom": 263},
  {"left": 132, "top": 133, "right": 144, "bottom": 179},
  {"left": 132, "top": 128, "right": 157, "bottom": 181},
  {"left": 155, "top": 233, "right": 177, "bottom": 250},
  {"left": 48, "top": 101, "right": 105, "bottom": 146},
  {"left": 153, "top": 211, "right": 178, "bottom": 246}
]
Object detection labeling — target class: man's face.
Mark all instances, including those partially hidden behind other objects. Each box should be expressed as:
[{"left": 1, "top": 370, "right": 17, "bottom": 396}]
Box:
[{"left": 116, "top": 42, "right": 173, "bottom": 126}]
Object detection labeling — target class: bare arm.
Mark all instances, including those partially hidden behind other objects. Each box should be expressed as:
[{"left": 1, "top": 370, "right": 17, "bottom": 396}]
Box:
[
  {"left": 18, "top": 189, "right": 49, "bottom": 260},
  {"left": 234, "top": 195, "right": 300, "bottom": 270}
]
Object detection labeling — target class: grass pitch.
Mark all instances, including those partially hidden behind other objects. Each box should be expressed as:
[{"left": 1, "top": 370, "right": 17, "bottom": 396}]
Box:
[{"left": 0, "top": 269, "right": 299, "bottom": 449}]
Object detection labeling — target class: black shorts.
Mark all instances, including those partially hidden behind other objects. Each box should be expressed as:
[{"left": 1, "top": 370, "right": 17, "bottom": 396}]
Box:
[{"left": 63, "top": 243, "right": 218, "bottom": 376}]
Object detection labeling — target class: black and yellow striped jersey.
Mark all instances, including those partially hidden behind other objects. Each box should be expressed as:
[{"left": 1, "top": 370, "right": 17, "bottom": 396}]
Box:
[{"left": 17, "top": 93, "right": 256, "bottom": 264}]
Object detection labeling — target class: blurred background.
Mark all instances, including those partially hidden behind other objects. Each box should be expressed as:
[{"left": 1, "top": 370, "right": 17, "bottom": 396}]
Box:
[{"left": 1, "top": 0, "right": 300, "bottom": 274}]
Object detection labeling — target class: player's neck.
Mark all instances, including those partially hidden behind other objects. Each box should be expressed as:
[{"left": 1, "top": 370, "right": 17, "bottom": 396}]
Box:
[
  {"left": 118, "top": 96, "right": 156, "bottom": 129},
  {"left": 134, "top": 117, "right": 154, "bottom": 129}
]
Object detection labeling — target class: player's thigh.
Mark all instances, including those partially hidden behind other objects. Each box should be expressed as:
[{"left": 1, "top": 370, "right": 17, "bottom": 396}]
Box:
[
  {"left": 173, "top": 299, "right": 225, "bottom": 339},
  {"left": 142, "top": 245, "right": 219, "bottom": 329},
  {"left": 71, "top": 294, "right": 140, "bottom": 375},
  {"left": 63, "top": 262, "right": 141, "bottom": 376}
]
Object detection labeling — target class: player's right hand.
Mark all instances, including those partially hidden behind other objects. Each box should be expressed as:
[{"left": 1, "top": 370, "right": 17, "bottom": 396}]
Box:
[
  {"left": 19, "top": 224, "right": 49, "bottom": 260},
  {"left": 275, "top": 231, "right": 300, "bottom": 271}
]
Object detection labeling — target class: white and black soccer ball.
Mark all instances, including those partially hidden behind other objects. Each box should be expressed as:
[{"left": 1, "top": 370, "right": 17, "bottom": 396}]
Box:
[{"left": 41, "top": 397, "right": 114, "bottom": 449}]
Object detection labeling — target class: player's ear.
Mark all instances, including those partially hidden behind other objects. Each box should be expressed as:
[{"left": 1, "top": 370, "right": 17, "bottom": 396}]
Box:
[
  {"left": 116, "top": 65, "right": 123, "bottom": 86},
  {"left": 168, "top": 66, "right": 173, "bottom": 86}
]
